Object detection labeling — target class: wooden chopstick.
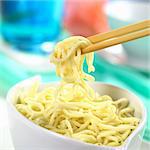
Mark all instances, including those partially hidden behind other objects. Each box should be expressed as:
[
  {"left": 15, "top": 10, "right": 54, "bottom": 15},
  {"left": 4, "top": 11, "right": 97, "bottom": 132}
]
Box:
[
  {"left": 84, "top": 28, "right": 149, "bottom": 54},
  {"left": 88, "top": 20, "right": 150, "bottom": 43},
  {"left": 82, "top": 20, "right": 150, "bottom": 54}
]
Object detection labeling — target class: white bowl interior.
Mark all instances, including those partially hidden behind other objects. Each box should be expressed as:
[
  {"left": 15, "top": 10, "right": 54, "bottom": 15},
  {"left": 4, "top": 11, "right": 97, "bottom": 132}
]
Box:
[{"left": 7, "top": 76, "right": 147, "bottom": 150}]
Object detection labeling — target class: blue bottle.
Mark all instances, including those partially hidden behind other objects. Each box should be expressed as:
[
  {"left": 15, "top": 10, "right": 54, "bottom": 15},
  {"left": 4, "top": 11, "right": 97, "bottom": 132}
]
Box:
[{"left": 1, "top": 0, "right": 64, "bottom": 55}]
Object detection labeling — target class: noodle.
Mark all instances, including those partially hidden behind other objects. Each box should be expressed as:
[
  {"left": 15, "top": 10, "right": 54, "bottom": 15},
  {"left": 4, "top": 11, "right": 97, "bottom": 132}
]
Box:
[{"left": 16, "top": 36, "right": 139, "bottom": 146}]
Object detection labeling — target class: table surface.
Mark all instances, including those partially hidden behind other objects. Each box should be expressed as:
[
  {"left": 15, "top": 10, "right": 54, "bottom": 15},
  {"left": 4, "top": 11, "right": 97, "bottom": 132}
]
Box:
[{"left": 0, "top": 98, "right": 14, "bottom": 150}]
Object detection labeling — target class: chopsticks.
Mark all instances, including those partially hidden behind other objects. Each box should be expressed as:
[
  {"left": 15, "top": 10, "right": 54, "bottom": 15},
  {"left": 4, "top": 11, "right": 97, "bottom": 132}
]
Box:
[{"left": 82, "top": 20, "right": 150, "bottom": 54}]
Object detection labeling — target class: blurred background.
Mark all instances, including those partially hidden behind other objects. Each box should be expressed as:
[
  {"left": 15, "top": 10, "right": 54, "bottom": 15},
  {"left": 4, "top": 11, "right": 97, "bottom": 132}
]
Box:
[{"left": 0, "top": 0, "right": 149, "bottom": 149}]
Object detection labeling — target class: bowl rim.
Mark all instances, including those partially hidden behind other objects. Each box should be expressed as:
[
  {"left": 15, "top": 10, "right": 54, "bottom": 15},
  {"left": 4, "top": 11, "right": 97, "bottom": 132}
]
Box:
[{"left": 7, "top": 76, "right": 147, "bottom": 150}]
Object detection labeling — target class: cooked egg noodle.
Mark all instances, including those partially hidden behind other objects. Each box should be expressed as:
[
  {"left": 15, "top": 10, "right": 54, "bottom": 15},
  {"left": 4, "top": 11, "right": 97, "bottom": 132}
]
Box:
[{"left": 16, "top": 36, "right": 139, "bottom": 146}]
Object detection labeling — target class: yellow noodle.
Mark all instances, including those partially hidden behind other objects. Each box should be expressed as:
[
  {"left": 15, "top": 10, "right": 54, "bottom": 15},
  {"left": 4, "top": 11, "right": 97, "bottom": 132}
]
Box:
[{"left": 16, "top": 36, "right": 139, "bottom": 146}]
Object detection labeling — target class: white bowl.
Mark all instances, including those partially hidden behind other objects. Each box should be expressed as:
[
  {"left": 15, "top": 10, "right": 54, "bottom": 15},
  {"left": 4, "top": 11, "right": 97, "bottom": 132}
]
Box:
[
  {"left": 7, "top": 76, "right": 147, "bottom": 150},
  {"left": 105, "top": 0, "right": 150, "bottom": 71}
]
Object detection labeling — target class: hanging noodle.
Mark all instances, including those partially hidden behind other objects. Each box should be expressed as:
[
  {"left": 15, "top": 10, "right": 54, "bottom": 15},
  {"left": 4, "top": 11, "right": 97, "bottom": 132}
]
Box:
[{"left": 16, "top": 36, "right": 139, "bottom": 146}]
